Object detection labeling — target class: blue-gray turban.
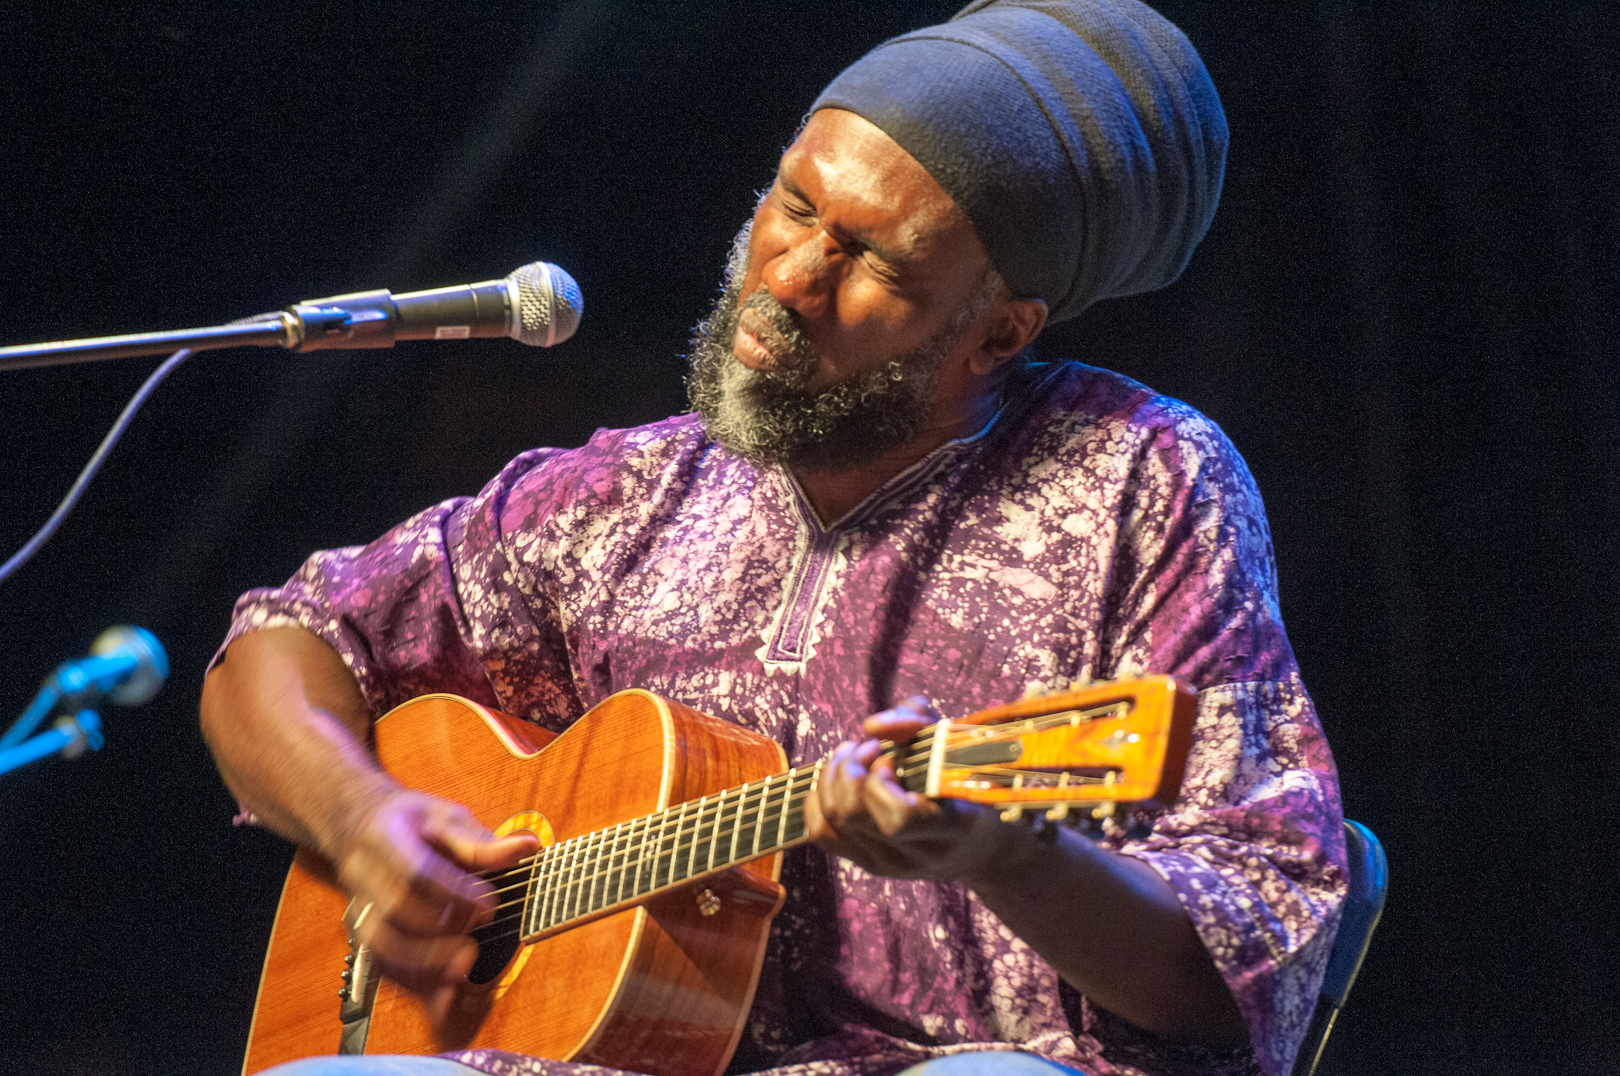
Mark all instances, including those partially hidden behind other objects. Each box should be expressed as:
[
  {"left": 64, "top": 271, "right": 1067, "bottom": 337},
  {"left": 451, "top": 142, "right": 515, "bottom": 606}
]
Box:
[{"left": 810, "top": 0, "right": 1227, "bottom": 323}]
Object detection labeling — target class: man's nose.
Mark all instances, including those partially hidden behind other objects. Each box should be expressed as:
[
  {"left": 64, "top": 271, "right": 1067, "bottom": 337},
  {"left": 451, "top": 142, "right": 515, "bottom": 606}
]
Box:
[{"left": 763, "top": 230, "right": 838, "bottom": 321}]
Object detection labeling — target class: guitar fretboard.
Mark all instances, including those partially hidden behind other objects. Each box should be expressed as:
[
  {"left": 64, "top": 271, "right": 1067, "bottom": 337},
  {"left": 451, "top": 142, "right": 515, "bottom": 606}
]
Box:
[{"left": 520, "top": 763, "right": 821, "bottom": 937}]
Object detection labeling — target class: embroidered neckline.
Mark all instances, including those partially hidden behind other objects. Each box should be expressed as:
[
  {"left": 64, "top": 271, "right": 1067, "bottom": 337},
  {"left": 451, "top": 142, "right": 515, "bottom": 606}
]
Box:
[{"left": 755, "top": 364, "right": 1064, "bottom": 675}]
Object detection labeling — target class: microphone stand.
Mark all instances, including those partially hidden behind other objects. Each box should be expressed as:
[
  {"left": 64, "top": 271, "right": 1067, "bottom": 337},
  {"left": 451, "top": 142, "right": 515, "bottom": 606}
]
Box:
[
  {"left": 0, "top": 306, "right": 378, "bottom": 372},
  {"left": 0, "top": 673, "right": 106, "bottom": 779},
  {"left": 0, "top": 709, "right": 103, "bottom": 778}
]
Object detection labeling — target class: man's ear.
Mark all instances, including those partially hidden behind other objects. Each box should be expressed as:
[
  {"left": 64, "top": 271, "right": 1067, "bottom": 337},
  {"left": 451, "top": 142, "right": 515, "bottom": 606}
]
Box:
[{"left": 970, "top": 297, "right": 1048, "bottom": 376}]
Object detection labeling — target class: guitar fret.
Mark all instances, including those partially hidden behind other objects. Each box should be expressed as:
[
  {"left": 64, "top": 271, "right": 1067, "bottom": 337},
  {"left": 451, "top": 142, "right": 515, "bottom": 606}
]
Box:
[
  {"left": 726, "top": 781, "right": 745, "bottom": 866},
  {"left": 685, "top": 793, "right": 708, "bottom": 881},
  {"left": 750, "top": 779, "right": 768, "bottom": 855},
  {"left": 687, "top": 796, "right": 705, "bottom": 881},
  {"left": 707, "top": 788, "right": 726, "bottom": 873},
  {"left": 637, "top": 813, "right": 654, "bottom": 894},
  {"left": 582, "top": 827, "right": 605, "bottom": 917},
  {"left": 786, "top": 767, "right": 814, "bottom": 844},
  {"left": 752, "top": 774, "right": 771, "bottom": 857},
  {"left": 670, "top": 798, "right": 693, "bottom": 887},
  {"left": 539, "top": 843, "right": 559, "bottom": 933},
  {"left": 594, "top": 824, "right": 613, "bottom": 913},
  {"left": 545, "top": 842, "right": 563, "bottom": 931},
  {"left": 523, "top": 847, "right": 542, "bottom": 935},
  {"left": 653, "top": 802, "right": 674, "bottom": 892},
  {"left": 558, "top": 839, "right": 576, "bottom": 926},
  {"left": 580, "top": 827, "right": 601, "bottom": 916},
  {"left": 564, "top": 835, "right": 585, "bottom": 924},
  {"left": 540, "top": 840, "right": 563, "bottom": 931},
  {"left": 537, "top": 842, "right": 557, "bottom": 933},
  {"left": 669, "top": 797, "right": 690, "bottom": 886},
  {"left": 630, "top": 812, "right": 649, "bottom": 898},
  {"left": 672, "top": 799, "right": 692, "bottom": 886},
  {"left": 607, "top": 819, "right": 627, "bottom": 908},
  {"left": 630, "top": 813, "right": 648, "bottom": 899},
  {"left": 621, "top": 817, "right": 637, "bottom": 904},
  {"left": 774, "top": 774, "right": 790, "bottom": 848},
  {"left": 587, "top": 826, "right": 604, "bottom": 914},
  {"left": 686, "top": 797, "right": 706, "bottom": 881},
  {"left": 551, "top": 838, "right": 571, "bottom": 929}
]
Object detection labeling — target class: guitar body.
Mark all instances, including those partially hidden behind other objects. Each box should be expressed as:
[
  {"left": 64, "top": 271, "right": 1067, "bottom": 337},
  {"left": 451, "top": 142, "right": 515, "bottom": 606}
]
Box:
[{"left": 244, "top": 691, "right": 788, "bottom": 1076}]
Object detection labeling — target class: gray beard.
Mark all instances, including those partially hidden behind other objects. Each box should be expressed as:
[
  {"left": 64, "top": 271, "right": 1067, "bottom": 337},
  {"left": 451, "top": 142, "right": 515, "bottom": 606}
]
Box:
[{"left": 686, "top": 225, "right": 968, "bottom": 474}]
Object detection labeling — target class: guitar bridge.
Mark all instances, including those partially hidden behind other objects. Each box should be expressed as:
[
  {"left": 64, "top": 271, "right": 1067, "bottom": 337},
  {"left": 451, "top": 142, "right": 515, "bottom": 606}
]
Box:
[{"left": 338, "top": 900, "right": 382, "bottom": 1054}]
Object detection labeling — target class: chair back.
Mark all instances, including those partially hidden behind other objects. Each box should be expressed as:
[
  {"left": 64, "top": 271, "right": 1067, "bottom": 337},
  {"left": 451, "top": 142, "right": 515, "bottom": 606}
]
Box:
[{"left": 1291, "top": 819, "right": 1388, "bottom": 1076}]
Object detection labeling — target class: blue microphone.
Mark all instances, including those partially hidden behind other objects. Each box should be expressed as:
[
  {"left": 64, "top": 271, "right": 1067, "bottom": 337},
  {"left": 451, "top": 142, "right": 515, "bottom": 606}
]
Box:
[
  {"left": 49, "top": 625, "right": 169, "bottom": 709},
  {"left": 0, "top": 626, "right": 168, "bottom": 754}
]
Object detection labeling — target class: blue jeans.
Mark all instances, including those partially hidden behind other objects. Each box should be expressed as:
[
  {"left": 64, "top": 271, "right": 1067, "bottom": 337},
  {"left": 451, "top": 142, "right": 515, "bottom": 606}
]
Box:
[
  {"left": 264, "top": 1054, "right": 1088, "bottom": 1075},
  {"left": 262, "top": 1061, "right": 478, "bottom": 1076},
  {"left": 897, "top": 1054, "right": 1088, "bottom": 1075}
]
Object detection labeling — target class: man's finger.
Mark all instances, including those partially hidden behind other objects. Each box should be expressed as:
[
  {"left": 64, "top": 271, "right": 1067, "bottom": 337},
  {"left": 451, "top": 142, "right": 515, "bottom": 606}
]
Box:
[
  {"left": 861, "top": 757, "right": 934, "bottom": 836},
  {"left": 863, "top": 695, "right": 941, "bottom": 737},
  {"left": 459, "top": 831, "right": 542, "bottom": 872},
  {"left": 392, "top": 849, "right": 493, "bottom": 937},
  {"left": 423, "top": 804, "right": 502, "bottom": 862},
  {"left": 818, "top": 740, "right": 880, "bottom": 824}
]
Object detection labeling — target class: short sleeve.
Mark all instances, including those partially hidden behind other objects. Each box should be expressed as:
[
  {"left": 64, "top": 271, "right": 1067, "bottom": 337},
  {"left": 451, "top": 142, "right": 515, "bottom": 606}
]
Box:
[
  {"left": 212, "top": 447, "right": 582, "bottom": 729},
  {"left": 1094, "top": 405, "right": 1347, "bottom": 1076}
]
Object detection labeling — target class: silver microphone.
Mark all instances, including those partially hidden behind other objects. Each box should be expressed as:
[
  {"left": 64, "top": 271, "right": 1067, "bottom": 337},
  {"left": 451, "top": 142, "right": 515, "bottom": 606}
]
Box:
[{"left": 285, "top": 261, "right": 584, "bottom": 352}]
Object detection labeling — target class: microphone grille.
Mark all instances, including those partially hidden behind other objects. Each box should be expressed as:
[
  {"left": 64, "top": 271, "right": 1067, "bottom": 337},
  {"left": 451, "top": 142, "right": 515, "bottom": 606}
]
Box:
[
  {"left": 90, "top": 625, "right": 169, "bottom": 707},
  {"left": 509, "top": 262, "right": 583, "bottom": 347}
]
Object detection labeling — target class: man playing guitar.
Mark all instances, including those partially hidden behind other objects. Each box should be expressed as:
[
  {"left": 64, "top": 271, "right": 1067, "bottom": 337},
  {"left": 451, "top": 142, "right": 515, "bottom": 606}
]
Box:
[{"left": 201, "top": 3, "right": 1345, "bottom": 1075}]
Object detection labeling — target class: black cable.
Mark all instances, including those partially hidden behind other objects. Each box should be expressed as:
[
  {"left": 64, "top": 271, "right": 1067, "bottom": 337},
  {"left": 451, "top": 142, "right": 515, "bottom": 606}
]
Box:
[{"left": 0, "top": 348, "right": 195, "bottom": 586}]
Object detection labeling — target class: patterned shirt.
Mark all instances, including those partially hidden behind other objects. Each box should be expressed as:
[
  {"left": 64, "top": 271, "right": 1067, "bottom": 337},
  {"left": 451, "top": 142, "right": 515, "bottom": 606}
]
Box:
[{"left": 222, "top": 362, "right": 1345, "bottom": 1076}]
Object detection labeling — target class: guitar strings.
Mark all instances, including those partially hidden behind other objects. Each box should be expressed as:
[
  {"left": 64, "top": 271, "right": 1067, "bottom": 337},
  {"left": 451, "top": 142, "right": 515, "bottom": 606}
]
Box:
[
  {"left": 473, "top": 714, "right": 1021, "bottom": 902},
  {"left": 464, "top": 706, "right": 1136, "bottom": 939},
  {"left": 479, "top": 777, "right": 821, "bottom": 940},
  {"left": 477, "top": 768, "right": 820, "bottom": 906},
  {"left": 478, "top": 701, "right": 1122, "bottom": 908},
  {"left": 468, "top": 780, "right": 822, "bottom": 948},
  {"left": 484, "top": 774, "right": 820, "bottom": 919}
]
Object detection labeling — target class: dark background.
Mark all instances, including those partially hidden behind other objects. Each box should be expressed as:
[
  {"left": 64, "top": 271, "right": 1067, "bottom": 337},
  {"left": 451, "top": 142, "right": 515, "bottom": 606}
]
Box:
[{"left": 1, "top": 2, "right": 1616, "bottom": 1073}]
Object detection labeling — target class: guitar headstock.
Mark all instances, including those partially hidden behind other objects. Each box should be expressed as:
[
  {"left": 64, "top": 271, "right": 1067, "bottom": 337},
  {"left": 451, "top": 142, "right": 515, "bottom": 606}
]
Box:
[{"left": 891, "top": 675, "right": 1195, "bottom": 819}]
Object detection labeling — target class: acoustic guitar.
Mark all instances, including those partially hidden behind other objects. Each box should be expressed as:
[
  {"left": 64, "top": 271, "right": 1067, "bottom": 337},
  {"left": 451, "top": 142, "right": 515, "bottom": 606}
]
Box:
[{"left": 242, "top": 676, "right": 1195, "bottom": 1076}]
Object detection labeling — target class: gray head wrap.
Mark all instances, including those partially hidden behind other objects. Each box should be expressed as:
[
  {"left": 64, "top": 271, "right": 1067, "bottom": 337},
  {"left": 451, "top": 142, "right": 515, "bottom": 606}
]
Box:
[{"left": 810, "top": 0, "right": 1227, "bottom": 323}]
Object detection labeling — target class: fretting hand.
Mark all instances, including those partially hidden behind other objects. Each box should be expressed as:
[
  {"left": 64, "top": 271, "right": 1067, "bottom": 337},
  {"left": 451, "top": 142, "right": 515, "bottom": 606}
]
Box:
[{"left": 803, "top": 696, "right": 1020, "bottom": 884}]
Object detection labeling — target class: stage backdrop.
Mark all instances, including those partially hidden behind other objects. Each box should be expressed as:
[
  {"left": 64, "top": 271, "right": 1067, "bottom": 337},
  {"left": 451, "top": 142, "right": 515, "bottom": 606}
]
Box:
[{"left": 1, "top": 3, "right": 1614, "bottom": 1074}]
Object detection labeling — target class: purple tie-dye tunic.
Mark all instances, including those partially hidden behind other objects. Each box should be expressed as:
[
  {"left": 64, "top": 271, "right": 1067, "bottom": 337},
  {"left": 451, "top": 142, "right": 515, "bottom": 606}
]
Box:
[{"left": 222, "top": 362, "right": 1345, "bottom": 1076}]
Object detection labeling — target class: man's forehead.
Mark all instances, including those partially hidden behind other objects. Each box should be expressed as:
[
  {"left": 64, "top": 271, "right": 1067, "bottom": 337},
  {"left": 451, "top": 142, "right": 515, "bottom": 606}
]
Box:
[{"left": 777, "top": 108, "right": 974, "bottom": 264}]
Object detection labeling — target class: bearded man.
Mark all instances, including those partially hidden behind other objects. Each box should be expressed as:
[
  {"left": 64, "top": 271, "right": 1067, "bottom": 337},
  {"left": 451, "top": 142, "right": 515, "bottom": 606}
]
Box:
[{"left": 200, "top": 3, "right": 1346, "bottom": 1076}]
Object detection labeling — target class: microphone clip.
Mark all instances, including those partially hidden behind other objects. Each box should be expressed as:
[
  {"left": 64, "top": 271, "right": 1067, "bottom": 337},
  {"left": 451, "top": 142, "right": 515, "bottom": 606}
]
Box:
[{"left": 285, "top": 291, "right": 398, "bottom": 352}]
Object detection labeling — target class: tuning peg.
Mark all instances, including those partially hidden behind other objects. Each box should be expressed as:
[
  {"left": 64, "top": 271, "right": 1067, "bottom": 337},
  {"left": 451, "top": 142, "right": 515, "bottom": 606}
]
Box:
[
  {"left": 1044, "top": 803, "right": 1071, "bottom": 822},
  {"left": 1000, "top": 805, "right": 1025, "bottom": 822}
]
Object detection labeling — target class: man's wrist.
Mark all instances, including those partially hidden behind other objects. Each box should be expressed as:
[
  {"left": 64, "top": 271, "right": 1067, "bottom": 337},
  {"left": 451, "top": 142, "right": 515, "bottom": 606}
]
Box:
[
  {"left": 315, "top": 770, "right": 401, "bottom": 865},
  {"left": 951, "top": 802, "right": 1048, "bottom": 890}
]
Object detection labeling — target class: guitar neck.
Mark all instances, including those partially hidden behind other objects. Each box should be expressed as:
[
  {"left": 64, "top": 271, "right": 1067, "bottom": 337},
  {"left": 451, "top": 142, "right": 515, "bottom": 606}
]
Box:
[
  {"left": 522, "top": 762, "right": 821, "bottom": 938},
  {"left": 516, "top": 677, "right": 1194, "bottom": 941}
]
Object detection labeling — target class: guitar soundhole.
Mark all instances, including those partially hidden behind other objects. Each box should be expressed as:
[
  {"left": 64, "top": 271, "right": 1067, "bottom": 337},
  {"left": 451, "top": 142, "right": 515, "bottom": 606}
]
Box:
[{"left": 468, "top": 863, "right": 527, "bottom": 985}]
